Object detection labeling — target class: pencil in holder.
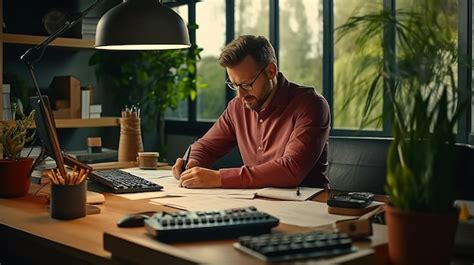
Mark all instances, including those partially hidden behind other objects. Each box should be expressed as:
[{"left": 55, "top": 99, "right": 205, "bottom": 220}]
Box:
[{"left": 118, "top": 117, "right": 144, "bottom": 162}]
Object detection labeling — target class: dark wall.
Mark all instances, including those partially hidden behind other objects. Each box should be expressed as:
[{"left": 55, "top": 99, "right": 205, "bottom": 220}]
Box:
[{"left": 3, "top": 1, "right": 121, "bottom": 151}]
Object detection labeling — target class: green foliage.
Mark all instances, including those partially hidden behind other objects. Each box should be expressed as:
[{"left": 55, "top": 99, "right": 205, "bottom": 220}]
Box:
[
  {"left": 88, "top": 45, "right": 204, "bottom": 127},
  {"left": 196, "top": 56, "right": 225, "bottom": 120},
  {"left": 0, "top": 108, "right": 35, "bottom": 160},
  {"left": 333, "top": 1, "right": 384, "bottom": 130},
  {"left": 337, "top": 0, "right": 465, "bottom": 212},
  {"left": 3, "top": 72, "right": 31, "bottom": 113}
]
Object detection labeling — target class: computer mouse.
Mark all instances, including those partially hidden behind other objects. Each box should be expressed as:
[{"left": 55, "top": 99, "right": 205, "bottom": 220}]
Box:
[{"left": 117, "top": 211, "right": 156, "bottom": 228}]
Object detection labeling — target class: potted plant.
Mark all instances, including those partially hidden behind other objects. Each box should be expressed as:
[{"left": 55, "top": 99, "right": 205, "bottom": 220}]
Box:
[
  {"left": 0, "top": 107, "right": 35, "bottom": 197},
  {"left": 89, "top": 41, "right": 204, "bottom": 154},
  {"left": 337, "top": 1, "right": 465, "bottom": 264}
]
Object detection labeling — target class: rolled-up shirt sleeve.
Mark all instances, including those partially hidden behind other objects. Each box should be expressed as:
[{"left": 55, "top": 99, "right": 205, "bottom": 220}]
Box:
[{"left": 190, "top": 107, "right": 237, "bottom": 168}]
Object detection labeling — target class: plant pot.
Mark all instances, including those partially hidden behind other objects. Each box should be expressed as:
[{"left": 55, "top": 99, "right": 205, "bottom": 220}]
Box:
[
  {"left": 0, "top": 158, "right": 34, "bottom": 198},
  {"left": 385, "top": 204, "right": 459, "bottom": 265}
]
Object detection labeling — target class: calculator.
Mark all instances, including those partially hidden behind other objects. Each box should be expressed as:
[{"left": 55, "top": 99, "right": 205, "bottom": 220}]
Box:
[{"left": 327, "top": 192, "right": 374, "bottom": 208}]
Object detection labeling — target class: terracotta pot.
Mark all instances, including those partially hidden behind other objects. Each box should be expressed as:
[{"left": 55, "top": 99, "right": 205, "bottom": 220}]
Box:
[
  {"left": 385, "top": 204, "right": 458, "bottom": 265},
  {"left": 0, "top": 158, "right": 34, "bottom": 198}
]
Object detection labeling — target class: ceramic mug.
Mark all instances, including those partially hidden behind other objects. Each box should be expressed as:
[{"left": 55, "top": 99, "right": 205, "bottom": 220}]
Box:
[{"left": 137, "top": 152, "right": 160, "bottom": 169}]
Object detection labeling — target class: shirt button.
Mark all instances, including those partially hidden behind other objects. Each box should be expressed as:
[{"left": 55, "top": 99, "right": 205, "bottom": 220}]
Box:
[{"left": 259, "top": 119, "right": 263, "bottom": 123}]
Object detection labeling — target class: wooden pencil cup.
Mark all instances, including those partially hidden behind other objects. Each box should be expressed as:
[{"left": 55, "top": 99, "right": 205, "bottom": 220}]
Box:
[
  {"left": 50, "top": 181, "right": 86, "bottom": 220},
  {"left": 118, "top": 117, "right": 144, "bottom": 162}
]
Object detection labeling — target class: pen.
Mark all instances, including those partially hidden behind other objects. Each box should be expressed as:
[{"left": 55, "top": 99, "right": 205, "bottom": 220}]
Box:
[
  {"left": 296, "top": 186, "right": 300, "bottom": 196},
  {"left": 181, "top": 145, "right": 192, "bottom": 173}
]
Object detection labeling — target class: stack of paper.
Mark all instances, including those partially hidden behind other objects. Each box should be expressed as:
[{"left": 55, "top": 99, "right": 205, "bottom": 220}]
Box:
[
  {"left": 114, "top": 168, "right": 342, "bottom": 227},
  {"left": 149, "top": 196, "right": 349, "bottom": 227},
  {"left": 118, "top": 168, "right": 323, "bottom": 201}
]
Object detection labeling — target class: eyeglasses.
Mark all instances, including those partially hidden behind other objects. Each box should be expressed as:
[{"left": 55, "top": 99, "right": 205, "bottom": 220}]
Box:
[{"left": 225, "top": 66, "right": 267, "bottom": 91}]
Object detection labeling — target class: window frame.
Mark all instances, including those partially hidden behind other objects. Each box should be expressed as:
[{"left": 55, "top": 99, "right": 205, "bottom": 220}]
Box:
[{"left": 165, "top": 0, "right": 472, "bottom": 144}]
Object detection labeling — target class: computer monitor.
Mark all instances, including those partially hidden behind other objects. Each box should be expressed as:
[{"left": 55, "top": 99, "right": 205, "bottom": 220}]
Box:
[{"left": 30, "top": 96, "right": 91, "bottom": 175}]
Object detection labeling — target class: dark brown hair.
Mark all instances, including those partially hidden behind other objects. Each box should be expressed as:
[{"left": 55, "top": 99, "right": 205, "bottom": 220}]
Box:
[{"left": 219, "top": 35, "right": 277, "bottom": 68}]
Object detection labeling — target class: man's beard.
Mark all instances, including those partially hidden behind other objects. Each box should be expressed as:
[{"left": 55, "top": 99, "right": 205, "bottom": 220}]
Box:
[{"left": 249, "top": 80, "right": 273, "bottom": 111}]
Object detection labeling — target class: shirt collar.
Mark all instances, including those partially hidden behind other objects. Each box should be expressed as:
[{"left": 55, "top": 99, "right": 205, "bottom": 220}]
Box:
[{"left": 262, "top": 72, "right": 289, "bottom": 110}]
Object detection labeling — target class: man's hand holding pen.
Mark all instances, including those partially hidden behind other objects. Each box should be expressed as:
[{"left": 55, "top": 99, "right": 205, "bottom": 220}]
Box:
[
  {"left": 172, "top": 145, "right": 222, "bottom": 188},
  {"left": 172, "top": 158, "right": 222, "bottom": 188},
  {"left": 172, "top": 158, "right": 199, "bottom": 179}
]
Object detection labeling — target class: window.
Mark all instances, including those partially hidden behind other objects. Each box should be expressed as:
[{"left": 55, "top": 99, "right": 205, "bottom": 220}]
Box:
[
  {"left": 165, "top": 5, "right": 189, "bottom": 121},
  {"left": 165, "top": 0, "right": 472, "bottom": 144},
  {"left": 397, "top": 0, "right": 459, "bottom": 133},
  {"left": 279, "top": 0, "right": 323, "bottom": 93},
  {"left": 235, "top": 0, "right": 269, "bottom": 37},
  {"left": 196, "top": 0, "right": 226, "bottom": 121},
  {"left": 333, "top": 1, "right": 383, "bottom": 130}
]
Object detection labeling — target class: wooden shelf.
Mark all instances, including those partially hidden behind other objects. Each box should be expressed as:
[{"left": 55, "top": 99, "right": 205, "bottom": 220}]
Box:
[
  {"left": 2, "top": 33, "right": 95, "bottom": 49},
  {"left": 53, "top": 117, "right": 120, "bottom": 128},
  {"left": 4, "top": 117, "right": 120, "bottom": 129}
]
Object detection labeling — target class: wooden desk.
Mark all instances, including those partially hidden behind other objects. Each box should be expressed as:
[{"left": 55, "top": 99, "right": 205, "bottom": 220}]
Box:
[{"left": 0, "top": 184, "right": 388, "bottom": 265}]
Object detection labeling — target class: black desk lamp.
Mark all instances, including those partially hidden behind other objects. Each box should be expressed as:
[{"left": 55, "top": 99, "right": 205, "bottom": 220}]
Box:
[{"left": 19, "top": 0, "right": 191, "bottom": 177}]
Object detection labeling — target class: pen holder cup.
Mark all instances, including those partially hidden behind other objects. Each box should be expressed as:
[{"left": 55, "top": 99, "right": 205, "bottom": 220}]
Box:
[
  {"left": 137, "top": 152, "right": 160, "bottom": 169},
  {"left": 118, "top": 117, "right": 144, "bottom": 162},
  {"left": 50, "top": 181, "right": 87, "bottom": 220}
]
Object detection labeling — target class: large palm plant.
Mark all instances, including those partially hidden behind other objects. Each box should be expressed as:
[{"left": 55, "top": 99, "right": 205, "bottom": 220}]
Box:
[{"left": 337, "top": 0, "right": 466, "bottom": 212}]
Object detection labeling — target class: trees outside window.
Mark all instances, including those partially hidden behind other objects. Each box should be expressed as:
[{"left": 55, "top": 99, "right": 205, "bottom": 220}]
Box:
[
  {"left": 165, "top": 0, "right": 470, "bottom": 143},
  {"left": 279, "top": 0, "right": 323, "bottom": 94}
]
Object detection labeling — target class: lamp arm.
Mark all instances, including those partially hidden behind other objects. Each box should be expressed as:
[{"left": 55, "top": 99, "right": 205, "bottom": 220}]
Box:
[
  {"left": 19, "top": 0, "right": 103, "bottom": 179},
  {"left": 20, "top": 0, "right": 102, "bottom": 67}
]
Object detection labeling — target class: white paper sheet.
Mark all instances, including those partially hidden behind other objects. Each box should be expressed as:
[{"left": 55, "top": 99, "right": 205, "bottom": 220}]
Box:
[
  {"left": 256, "top": 187, "right": 323, "bottom": 201},
  {"left": 121, "top": 168, "right": 174, "bottom": 179},
  {"left": 117, "top": 169, "right": 322, "bottom": 202},
  {"left": 150, "top": 196, "right": 350, "bottom": 227},
  {"left": 117, "top": 169, "right": 257, "bottom": 200}
]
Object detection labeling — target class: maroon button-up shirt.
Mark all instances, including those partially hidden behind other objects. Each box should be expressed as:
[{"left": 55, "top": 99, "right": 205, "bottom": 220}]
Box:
[{"left": 190, "top": 73, "right": 330, "bottom": 188}]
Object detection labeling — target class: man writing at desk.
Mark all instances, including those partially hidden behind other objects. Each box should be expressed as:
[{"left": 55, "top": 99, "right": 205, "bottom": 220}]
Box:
[{"left": 172, "top": 35, "right": 330, "bottom": 189}]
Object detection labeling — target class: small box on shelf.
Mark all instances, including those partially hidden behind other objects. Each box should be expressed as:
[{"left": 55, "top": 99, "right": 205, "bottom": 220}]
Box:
[
  {"left": 50, "top": 76, "right": 81, "bottom": 119},
  {"left": 90, "top": 104, "right": 102, "bottom": 118}
]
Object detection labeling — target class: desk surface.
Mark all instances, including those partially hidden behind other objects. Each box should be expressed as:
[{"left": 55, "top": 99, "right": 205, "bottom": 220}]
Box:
[{"left": 0, "top": 184, "right": 389, "bottom": 265}]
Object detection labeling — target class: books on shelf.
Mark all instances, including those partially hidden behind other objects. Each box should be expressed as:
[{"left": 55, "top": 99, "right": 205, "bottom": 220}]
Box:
[
  {"left": 30, "top": 157, "right": 57, "bottom": 185},
  {"left": 81, "top": 89, "right": 91, "bottom": 119},
  {"left": 31, "top": 170, "right": 51, "bottom": 185},
  {"left": 81, "top": 18, "right": 99, "bottom": 40},
  {"left": 66, "top": 148, "right": 118, "bottom": 164},
  {"left": 2, "top": 84, "right": 12, "bottom": 120}
]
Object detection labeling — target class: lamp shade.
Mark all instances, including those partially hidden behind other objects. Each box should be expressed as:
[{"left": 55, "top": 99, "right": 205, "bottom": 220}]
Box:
[{"left": 95, "top": 0, "right": 191, "bottom": 50}]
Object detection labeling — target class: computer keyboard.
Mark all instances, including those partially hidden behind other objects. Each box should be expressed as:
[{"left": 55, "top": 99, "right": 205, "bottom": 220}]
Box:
[
  {"left": 88, "top": 169, "right": 163, "bottom": 194},
  {"left": 144, "top": 206, "right": 279, "bottom": 242},
  {"left": 234, "top": 231, "right": 354, "bottom": 262}
]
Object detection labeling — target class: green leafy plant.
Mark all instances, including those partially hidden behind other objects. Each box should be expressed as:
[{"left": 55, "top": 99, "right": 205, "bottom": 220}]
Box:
[
  {"left": 337, "top": 0, "right": 466, "bottom": 212},
  {"left": 89, "top": 40, "right": 205, "bottom": 151},
  {"left": 3, "top": 72, "right": 31, "bottom": 113},
  {"left": 0, "top": 107, "right": 35, "bottom": 160}
]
